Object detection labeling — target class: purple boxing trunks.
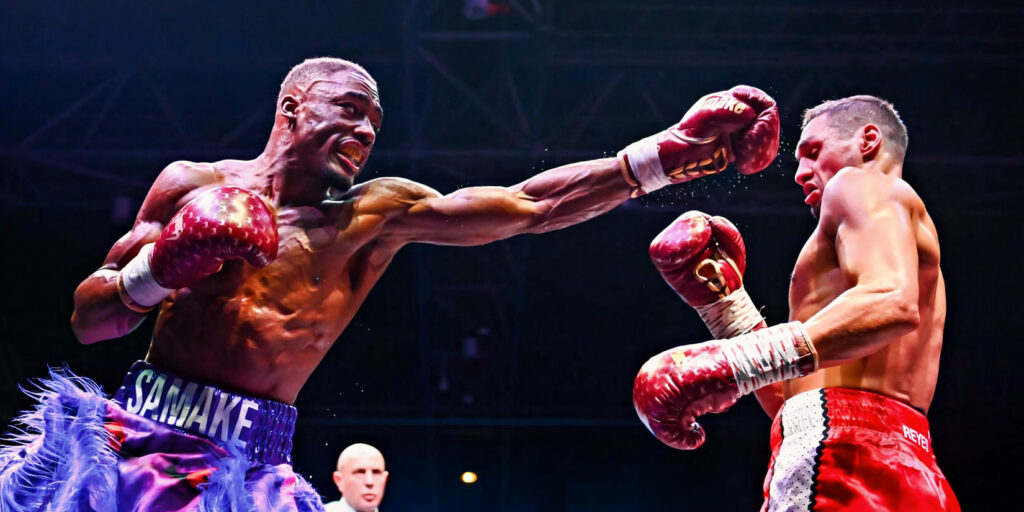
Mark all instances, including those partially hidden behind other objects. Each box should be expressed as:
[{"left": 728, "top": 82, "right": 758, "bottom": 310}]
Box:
[{"left": 0, "top": 362, "right": 325, "bottom": 512}]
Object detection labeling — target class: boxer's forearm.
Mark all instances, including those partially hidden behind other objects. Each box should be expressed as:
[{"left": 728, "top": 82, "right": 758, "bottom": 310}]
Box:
[
  {"left": 801, "top": 284, "right": 920, "bottom": 367},
  {"left": 511, "top": 156, "right": 631, "bottom": 233},
  {"left": 71, "top": 269, "right": 147, "bottom": 344},
  {"left": 396, "top": 157, "right": 631, "bottom": 246}
]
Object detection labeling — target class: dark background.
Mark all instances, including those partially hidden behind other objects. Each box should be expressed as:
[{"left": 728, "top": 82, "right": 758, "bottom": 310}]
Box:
[{"left": 2, "top": 1, "right": 1021, "bottom": 510}]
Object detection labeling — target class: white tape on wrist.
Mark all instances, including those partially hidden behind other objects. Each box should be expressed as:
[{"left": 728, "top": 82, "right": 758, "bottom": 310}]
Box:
[
  {"left": 620, "top": 134, "right": 673, "bottom": 194},
  {"left": 722, "top": 322, "right": 813, "bottom": 396},
  {"left": 694, "top": 287, "right": 765, "bottom": 339},
  {"left": 119, "top": 243, "right": 174, "bottom": 308}
]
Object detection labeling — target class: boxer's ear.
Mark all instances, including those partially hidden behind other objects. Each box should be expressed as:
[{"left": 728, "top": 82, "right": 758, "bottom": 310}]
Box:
[
  {"left": 280, "top": 95, "right": 300, "bottom": 128},
  {"left": 859, "top": 124, "right": 882, "bottom": 162}
]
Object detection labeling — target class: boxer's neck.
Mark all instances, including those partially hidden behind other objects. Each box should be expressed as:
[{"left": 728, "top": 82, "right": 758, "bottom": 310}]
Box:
[
  {"left": 254, "top": 129, "right": 333, "bottom": 207},
  {"left": 862, "top": 150, "right": 904, "bottom": 179}
]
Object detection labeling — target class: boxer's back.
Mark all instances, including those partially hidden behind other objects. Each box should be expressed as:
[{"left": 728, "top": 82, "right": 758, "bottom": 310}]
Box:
[{"left": 785, "top": 171, "right": 945, "bottom": 412}]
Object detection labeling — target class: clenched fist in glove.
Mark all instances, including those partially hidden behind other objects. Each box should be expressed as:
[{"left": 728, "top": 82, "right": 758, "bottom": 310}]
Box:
[
  {"left": 636, "top": 210, "right": 817, "bottom": 450},
  {"left": 618, "top": 86, "right": 780, "bottom": 197},
  {"left": 649, "top": 211, "right": 765, "bottom": 339},
  {"left": 117, "top": 186, "right": 278, "bottom": 312},
  {"left": 633, "top": 323, "right": 817, "bottom": 450}
]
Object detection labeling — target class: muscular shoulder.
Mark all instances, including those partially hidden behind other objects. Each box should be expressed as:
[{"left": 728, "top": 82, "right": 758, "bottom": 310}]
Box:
[
  {"left": 154, "top": 160, "right": 222, "bottom": 191},
  {"left": 822, "top": 167, "right": 883, "bottom": 200},
  {"left": 138, "top": 161, "right": 223, "bottom": 224},
  {"left": 819, "top": 167, "right": 917, "bottom": 233},
  {"left": 346, "top": 177, "right": 442, "bottom": 216},
  {"left": 357, "top": 177, "right": 441, "bottom": 200}
]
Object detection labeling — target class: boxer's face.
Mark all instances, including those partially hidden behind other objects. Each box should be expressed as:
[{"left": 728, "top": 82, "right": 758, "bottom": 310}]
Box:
[
  {"left": 285, "top": 69, "right": 382, "bottom": 192},
  {"left": 334, "top": 450, "right": 388, "bottom": 512},
  {"left": 794, "top": 115, "right": 862, "bottom": 218}
]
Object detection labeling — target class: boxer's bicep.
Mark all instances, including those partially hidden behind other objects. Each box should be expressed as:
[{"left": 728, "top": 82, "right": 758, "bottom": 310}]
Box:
[
  {"left": 375, "top": 178, "right": 543, "bottom": 246},
  {"left": 392, "top": 158, "right": 630, "bottom": 245},
  {"left": 804, "top": 174, "right": 921, "bottom": 364},
  {"left": 831, "top": 180, "right": 919, "bottom": 302},
  {"left": 404, "top": 187, "right": 542, "bottom": 245}
]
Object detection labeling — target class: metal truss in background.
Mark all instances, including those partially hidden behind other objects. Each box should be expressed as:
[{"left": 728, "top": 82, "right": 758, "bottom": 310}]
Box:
[
  {"left": 2, "top": 2, "right": 1020, "bottom": 211},
  {"left": 1, "top": 4, "right": 1021, "bottom": 510}
]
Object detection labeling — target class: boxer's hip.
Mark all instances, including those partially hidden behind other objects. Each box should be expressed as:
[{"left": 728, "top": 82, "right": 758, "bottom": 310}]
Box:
[
  {"left": 762, "top": 387, "right": 959, "bottom": 512},
  {"left": 111, "top": 360, "right": 298, "bottom": 466},
  {"left": 770, "top": 387, "right": 934, "bottom": 459}
]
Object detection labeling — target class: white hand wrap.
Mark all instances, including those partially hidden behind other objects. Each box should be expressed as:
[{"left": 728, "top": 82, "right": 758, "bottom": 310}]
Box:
[
  {"left": 694, "top": 287, "right": 765, "bottom": 339},
  {"left": 619, "top": 134, "right": 672, "bottom": 194},
  {"left": 722, "top": 322, "right": 817, "bottom": 396},
  {"left": 118, "top": 243, "right": 174, "bottom": 309}
]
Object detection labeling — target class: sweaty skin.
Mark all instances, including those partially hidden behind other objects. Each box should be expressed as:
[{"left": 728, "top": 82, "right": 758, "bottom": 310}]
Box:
[
  {"left": 70, "top": 68, "right": 632, "bottom": 403},
  {"left": 754, "top": 115, "right": 945, "bottom": 417}
]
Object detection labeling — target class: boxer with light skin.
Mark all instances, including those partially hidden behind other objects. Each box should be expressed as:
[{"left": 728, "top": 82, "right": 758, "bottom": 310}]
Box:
[
  {"left": 0, "top": 56, "right": 781, "bottom": 510},
  {"left": 634, "top": 96, "right": 959, "bottom": 510}
]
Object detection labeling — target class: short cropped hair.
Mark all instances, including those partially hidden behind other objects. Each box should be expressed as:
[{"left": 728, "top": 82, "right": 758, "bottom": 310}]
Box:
[
  {"left": 278, "top": 57, "right": 376, "bottom": 104},
  {"left": 802, "top": 95, "right": 908, "bottom": 160}
]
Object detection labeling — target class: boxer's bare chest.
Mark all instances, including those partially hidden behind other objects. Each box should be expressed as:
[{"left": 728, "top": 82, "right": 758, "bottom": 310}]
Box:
[
  {"left": 210, "top": 202, "right": 392, "bottom": 320},
  {"left": 147, "top": 201, "right": 400, "bottom": 401},
  {"left": 789, "top": 227, "right": 846, "bottom": 322}
]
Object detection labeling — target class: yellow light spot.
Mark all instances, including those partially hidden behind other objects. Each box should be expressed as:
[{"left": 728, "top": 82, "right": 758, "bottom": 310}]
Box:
[{"left": 461, "top": 471, "right": 478, "bottom": 484}]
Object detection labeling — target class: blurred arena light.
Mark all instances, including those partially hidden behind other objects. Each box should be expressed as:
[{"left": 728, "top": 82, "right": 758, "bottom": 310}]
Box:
[{"left": 463, "top": 0, "right": 509, "bottom": 20}]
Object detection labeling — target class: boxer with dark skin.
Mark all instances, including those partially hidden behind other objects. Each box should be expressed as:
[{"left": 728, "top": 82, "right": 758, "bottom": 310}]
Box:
[{"left": 70, "top": 58, "right": 780, "bottom": 405}]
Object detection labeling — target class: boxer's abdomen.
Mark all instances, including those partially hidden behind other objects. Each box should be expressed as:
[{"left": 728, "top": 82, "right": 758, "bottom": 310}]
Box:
[
  {"left": 146, "top": 233, "right": 394, "bottom": 404},
  {"left": 786, "top": 225, "right": 945, "bottom": 413}
]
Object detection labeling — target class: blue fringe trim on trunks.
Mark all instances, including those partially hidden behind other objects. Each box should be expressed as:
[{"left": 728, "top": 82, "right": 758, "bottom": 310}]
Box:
[
  {"left": 0, "top": 367, "right": 119, "bottom": 512},
  {"left": 0, "top": 367, "right": 325, "bottom": 512}
]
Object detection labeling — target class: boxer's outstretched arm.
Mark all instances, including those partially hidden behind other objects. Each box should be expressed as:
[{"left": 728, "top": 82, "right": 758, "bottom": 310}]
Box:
[
  {"left": 71, "top": 162, "right": 213, "bottom": 343},
  {"left": 379, "top": 157, "right": 631, "bottom": 246},
  {"left": 799, "top": 169, "right": 923, "bottom": 367},
  {"left": 375, "top": 86, "right": 780, "bottom": 245}
]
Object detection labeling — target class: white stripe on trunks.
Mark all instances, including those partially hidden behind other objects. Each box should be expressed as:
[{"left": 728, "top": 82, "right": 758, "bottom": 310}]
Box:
[{"left": 766, "top": 389, "right": 829, "bottom": 512}]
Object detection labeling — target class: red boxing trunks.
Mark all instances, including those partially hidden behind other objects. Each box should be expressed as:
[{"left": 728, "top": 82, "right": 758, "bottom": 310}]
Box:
[{"left": 761, "top": 388, "right": 959, "bottom": 511}]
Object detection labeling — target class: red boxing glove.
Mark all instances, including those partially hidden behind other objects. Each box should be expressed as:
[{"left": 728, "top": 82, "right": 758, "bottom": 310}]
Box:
[
  {"left": 632, "top": 322, "right": 817, "bottom": 450},
  {"left": 649, "top": 211, "right": 765, "bottom": 339},
  {"left": 618, "top": 86, "right": 780, "bottom": 197},
  {"left": 117, "top": 187, "right": 278, "bottom": 312},
  {"left": 728, "top": 86, "right": 782, "bottom": 175}
]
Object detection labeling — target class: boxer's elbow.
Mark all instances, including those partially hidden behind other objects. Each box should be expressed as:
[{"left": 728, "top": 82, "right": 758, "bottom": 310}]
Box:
[
  {"left": 495, "top": 197, "right": 551, "bottom": 235},
  {"left": 71, "top": 310, "right": 114, "bottom": 344},
  {"left": 71, "top": 287, "right": 141, "bottom": 344},
  {"left": 523, "top": 203, "right": 559, "bottom": 234},
  {"left": 855, "top": 279, "right": 919, "bottom": 331},
  {"left": 880, "top": 288, "right": 920, "bottom": 333},
  {"left": 71, "top": 312, "right": 141, "bottom": 344},
  {"left": 71, "top": 311, "right": 103, "bottom": 344},
  {"left": 520, "top": 199, "right": 593, "bottom": 234},
  {"left": 71, "top": 284, "right": 105, "bottom": 344},
  {"left": 892, "top": 303, "right": 920, "bottom": 333}
]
